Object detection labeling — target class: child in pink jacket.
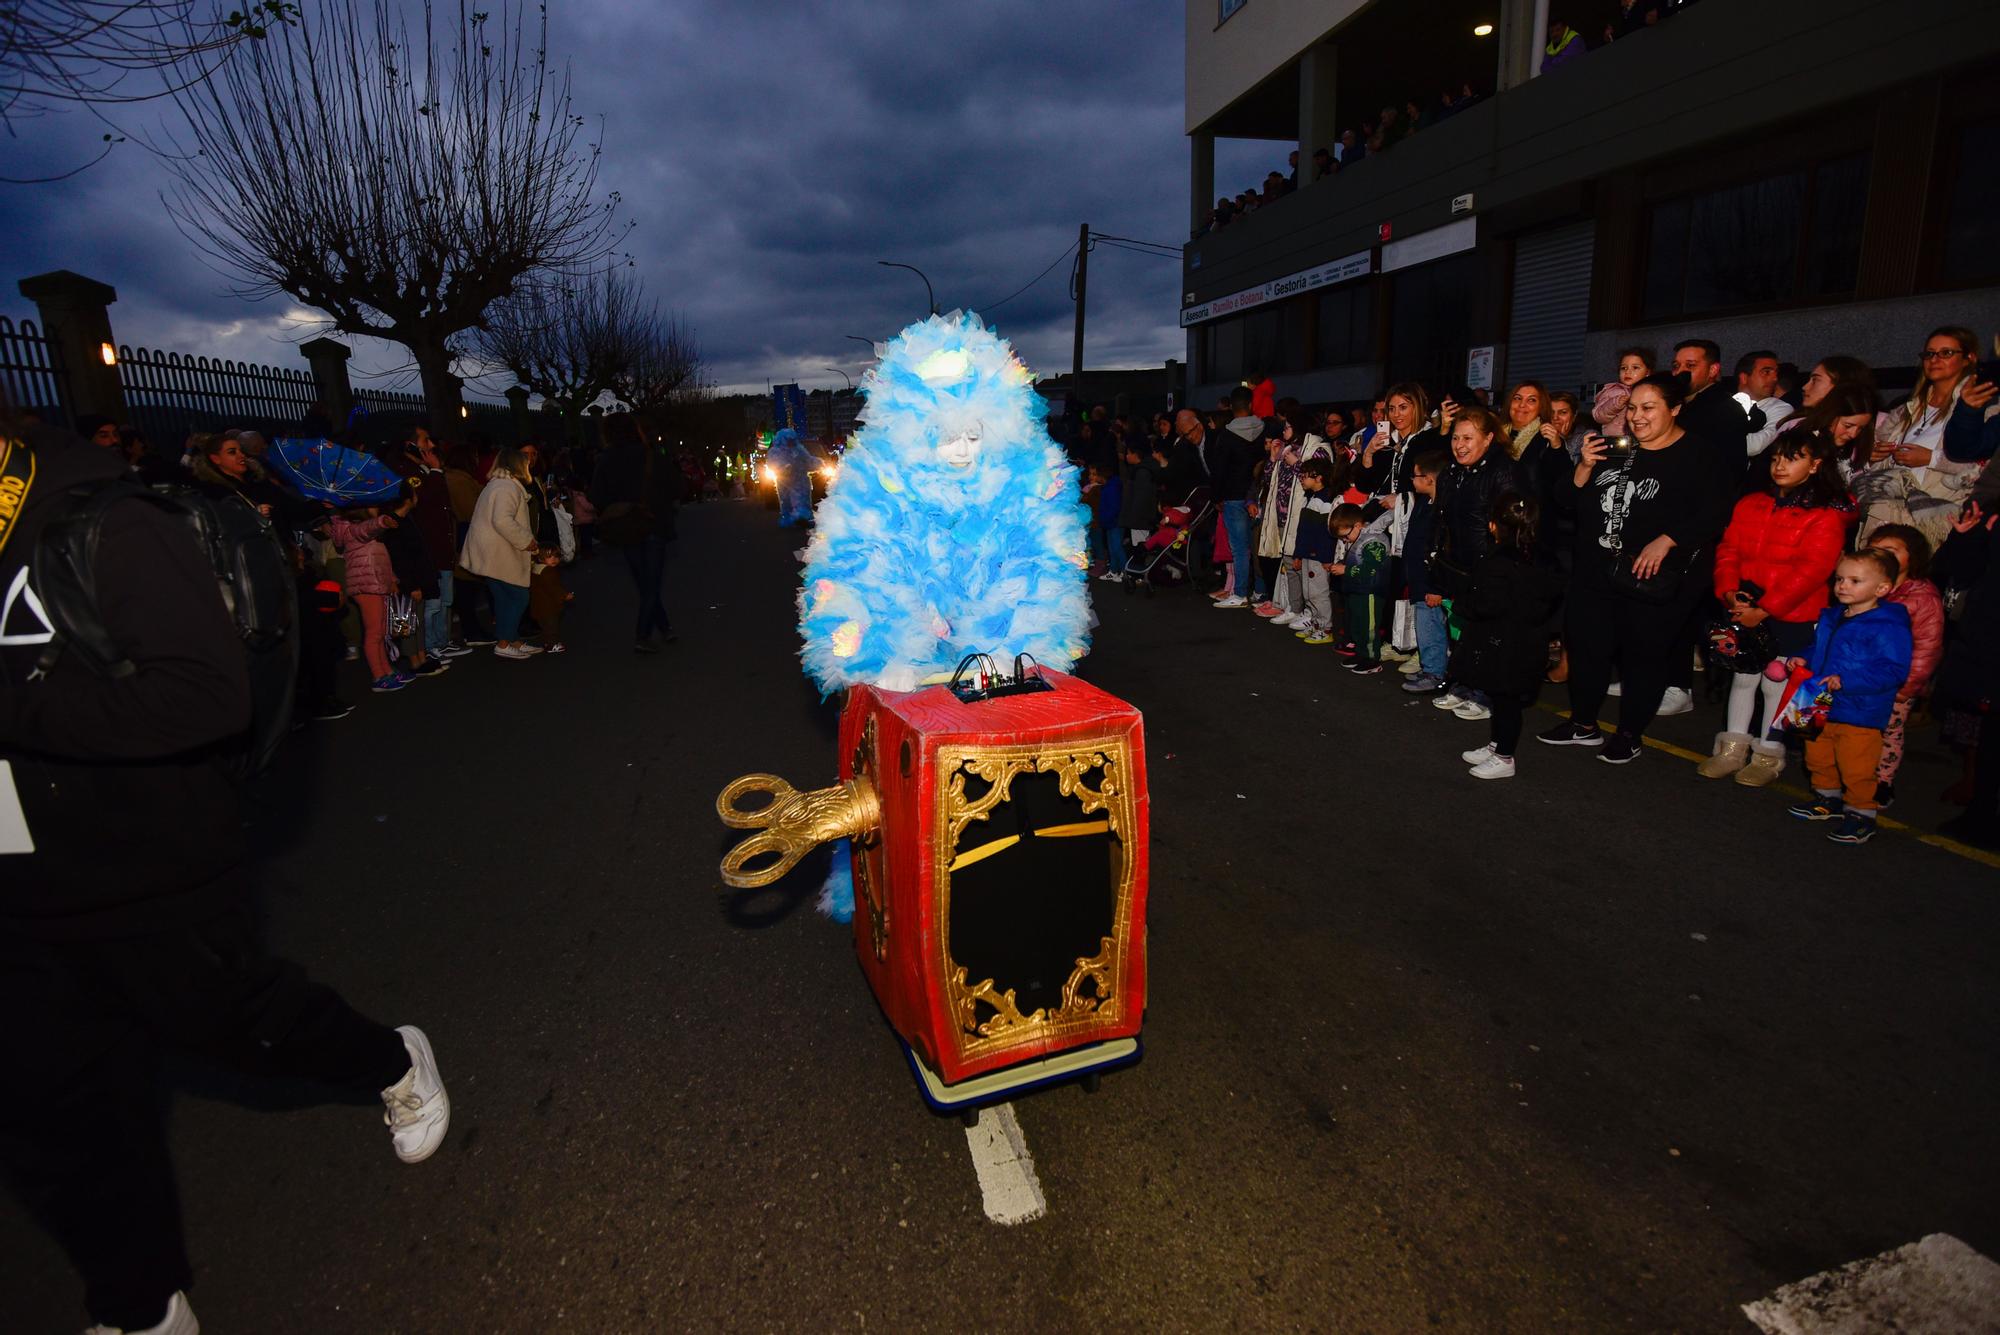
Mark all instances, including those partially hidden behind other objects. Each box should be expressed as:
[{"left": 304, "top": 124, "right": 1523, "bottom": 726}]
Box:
[
  {"left": 330, "top": 507, "right": 403, "bottom": 691},
  {"left": 1591, "top": 347, "right": 1655, "bottom": 440},
  {"left": 1864, "top": 522, "right": 1945, "bottom": 807}
]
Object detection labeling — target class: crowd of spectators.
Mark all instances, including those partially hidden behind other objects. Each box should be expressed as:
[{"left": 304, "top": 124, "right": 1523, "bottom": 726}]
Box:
[
  {"left": 62, "top": 409, "right": 685, "bottom": 725},
  {"left": 1197, "top": 1, "right": 1699, "bottom": 240},
  {"left": 1069, "top": 322, "right": 2000, "bottom": 852}
]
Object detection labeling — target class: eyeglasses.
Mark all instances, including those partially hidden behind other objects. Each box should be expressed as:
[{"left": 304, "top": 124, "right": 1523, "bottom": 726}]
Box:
[{"left": 1919, "top": 349, "right": 1967, "bottom": 360}]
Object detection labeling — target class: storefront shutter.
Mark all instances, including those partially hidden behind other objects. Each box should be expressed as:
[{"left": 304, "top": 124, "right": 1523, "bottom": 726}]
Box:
[{"left": 1505, "top": 221, "right": 1595, "bottom": 396}]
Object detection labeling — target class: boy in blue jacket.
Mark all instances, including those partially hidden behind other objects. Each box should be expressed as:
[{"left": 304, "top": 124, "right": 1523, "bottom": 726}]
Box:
[{"left": 1785, "top": 548, "right": 1915, "bottom": 844}]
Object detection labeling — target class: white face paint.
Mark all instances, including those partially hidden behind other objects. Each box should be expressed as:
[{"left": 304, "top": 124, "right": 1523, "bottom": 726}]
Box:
[{"left": 937, "top": 424, "right": 982, "bottom": 469}]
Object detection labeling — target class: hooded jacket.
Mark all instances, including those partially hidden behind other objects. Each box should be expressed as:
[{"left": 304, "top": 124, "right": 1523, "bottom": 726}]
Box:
[
  {"left": 330, "top": 513, "right": 396, "bottom": 596},
  {"left": 1886, "top": 577, "right": 1944, "bottom": 698},
  {"left": 1207, "top": 415, "right": 1263, "bottom": 501},
  {"left": 0, "top": 426, "right": 252, "bottom": 940},
  {"left": 1339, "top": 510, "right": 1396, "bottom": 594},
  {"left": 1795, "top": 602, "right": 1913, "bottom": 731}
]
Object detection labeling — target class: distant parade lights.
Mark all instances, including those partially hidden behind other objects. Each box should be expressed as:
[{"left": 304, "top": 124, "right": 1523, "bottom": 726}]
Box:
[{"left": 1474, "top": 22, "right": 1494, "bottom": 35}]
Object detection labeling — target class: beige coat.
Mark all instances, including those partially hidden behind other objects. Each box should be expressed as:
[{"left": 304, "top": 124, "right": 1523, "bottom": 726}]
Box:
[{"left": 461, "top": 475, "right": 535, "bottom": 587}]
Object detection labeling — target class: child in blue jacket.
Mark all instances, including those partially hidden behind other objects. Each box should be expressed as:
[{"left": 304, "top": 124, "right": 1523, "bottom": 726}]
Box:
[{"left": 1785, "top": 548, "right": 1915, "bottom": 844}]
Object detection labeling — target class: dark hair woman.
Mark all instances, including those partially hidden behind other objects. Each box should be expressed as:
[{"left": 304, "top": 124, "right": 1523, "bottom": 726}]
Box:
[{"left": 1541, "top": 373, "right": 1729, "bottom": 763}]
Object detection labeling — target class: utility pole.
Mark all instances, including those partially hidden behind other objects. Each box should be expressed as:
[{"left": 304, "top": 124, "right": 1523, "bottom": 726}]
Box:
[{"left": 1070, "top": 221, "right": 1089, "bottom": 382}]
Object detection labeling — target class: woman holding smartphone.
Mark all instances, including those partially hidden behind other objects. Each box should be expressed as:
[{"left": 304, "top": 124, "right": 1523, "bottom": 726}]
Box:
[{"left": 1540, "top": 374, "right": 1729, "bottom": 764}]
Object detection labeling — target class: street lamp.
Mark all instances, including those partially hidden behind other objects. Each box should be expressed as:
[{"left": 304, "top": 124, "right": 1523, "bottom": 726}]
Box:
[
  {"left": 845, "top": 334, "right": 879, "bottom": 352},
  {"left": 876, "top": 260, "right": 937, "bottom": 316},
  {"left": 824, "top": 366, "right": 852, "bottom": 391}
]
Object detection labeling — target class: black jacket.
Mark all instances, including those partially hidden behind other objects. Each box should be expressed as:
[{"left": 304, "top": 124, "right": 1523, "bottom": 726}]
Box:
[
  {"left": 588, "top": 441, "right": 679, "bottom": 540},
  {"left": 0, "top": 427, "right": 252, "bottom": 940},
  {"left": 1446, "top": 551, "right": 1565, "bottom": 697},
  {"left": 1429, "top": 451, "right": 1521, "bottom": 594},
  {"left": 1205, "top": 417, "right": 1264, "bottom": 501},
  {"left": 1676, "top": 381, "right": 1750, "bottom": 485}
]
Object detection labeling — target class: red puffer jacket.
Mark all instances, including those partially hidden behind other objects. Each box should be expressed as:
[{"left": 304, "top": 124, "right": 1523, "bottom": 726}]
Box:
[
  {"left": 1713, "top": 491, "right": 1855, "bottom": 624},
  {"left": 1886, "top": 577, "right": 1944, "bottom": 697}
]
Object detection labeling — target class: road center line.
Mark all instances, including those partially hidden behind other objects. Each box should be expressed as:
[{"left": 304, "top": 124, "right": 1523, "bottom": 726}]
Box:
[
  {"left": 963, "top": 1102, "right": 1046, "bottom": 1225},
  {"left": 1742, "top": 1233, "right": 2000, "bottom": 1333}
]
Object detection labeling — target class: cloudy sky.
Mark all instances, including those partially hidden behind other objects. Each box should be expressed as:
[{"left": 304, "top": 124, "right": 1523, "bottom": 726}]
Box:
[{"left": 1, "top": 1, "right": 1276, "bottom": 400}]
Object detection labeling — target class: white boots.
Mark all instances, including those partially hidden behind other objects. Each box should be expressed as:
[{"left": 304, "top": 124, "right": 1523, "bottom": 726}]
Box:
[
  {"left": 1697, "top": 732, "right": 1753, "bottom": 779},
  {"left": 1696, "top": 732, "right": 1788, "bottom": 785},
  {"left": 1735, "top": 740, "right": 1787, "bottom": 787}
]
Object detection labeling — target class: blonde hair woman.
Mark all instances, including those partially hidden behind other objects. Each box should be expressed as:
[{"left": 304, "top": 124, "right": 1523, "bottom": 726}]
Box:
[
  {"left": 1850, "top": 327, "right": 1983, "bottom": 549},
  {"left": 460, "top": 445, "right": 541, "bottom": 659}
]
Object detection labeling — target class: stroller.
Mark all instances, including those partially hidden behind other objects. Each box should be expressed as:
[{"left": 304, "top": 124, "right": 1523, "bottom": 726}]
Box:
[{"left": 1121, "top": 484, "right": 1214, "bottom": 597}]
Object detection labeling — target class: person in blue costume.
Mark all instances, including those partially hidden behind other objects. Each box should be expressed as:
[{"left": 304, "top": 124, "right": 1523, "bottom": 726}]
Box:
[
  {"left": 766, "top": 428, "right": 816, "bottom": 527},
  {"left": 797, "top": 310, "right": 1096, "bottom": 918}
]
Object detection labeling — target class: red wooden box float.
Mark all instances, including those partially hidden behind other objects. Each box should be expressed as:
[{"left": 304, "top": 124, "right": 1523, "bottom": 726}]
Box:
[{"left": 719, "top": 667, "right": 1149, "bottom": 1110}]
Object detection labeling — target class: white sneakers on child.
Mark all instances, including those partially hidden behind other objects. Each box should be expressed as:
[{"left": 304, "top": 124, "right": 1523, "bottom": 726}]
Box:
[
  {"left": 1271, "top": 610, "right": 1299, "bottom": 627},
  {"left": 85, "top": 1292, "right": 198, "bottom": 1335},
  {"left": 1469, "top": 754, "right": 1517, "bottom": 779},
  {"left": 380, "top": 1025, "right": 450, "bottom": 1164},
  {"left": 1214, "top": 595, "right": 1248, "bottom": 608}
]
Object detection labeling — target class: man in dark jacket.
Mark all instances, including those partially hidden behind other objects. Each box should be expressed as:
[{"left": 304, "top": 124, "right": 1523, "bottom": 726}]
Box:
[
  {"left": 1211, "top": 388, "right": 1266, "bottom": 606},
  {"left": 1672, "top": 339, "right": 1751, "bottom": 485},
  {"left": 589, "top": 412, "right": 680, "bottom": 651},
  {"left": 0, "top": 424, "right": 447, "bottom": 1335}
]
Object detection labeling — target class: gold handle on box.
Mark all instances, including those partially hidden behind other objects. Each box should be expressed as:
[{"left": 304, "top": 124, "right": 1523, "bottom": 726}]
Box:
[{"left": 716, "top": 772, "right": 882, "bottom": 888}]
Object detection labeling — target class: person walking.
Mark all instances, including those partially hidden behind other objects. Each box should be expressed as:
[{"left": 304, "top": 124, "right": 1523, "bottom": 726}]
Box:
[
  {"left": 460, "top": 445, "right": 541, "bottom": 659},
  {"left": 590, "top": 413, "right": 680, "bottom": 651},
  {"left": 0, "top": 420, "right": 447, "bottom": 1335}
]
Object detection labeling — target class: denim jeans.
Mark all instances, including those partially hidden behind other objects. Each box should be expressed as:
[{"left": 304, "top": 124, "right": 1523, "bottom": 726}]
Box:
[
  {"left": 490, "top": 579, "right": 530, "bottom": 641},
  {"left": 1101, "top": 524, "right": 1127, "bottom": 574},
  {"left": 423, "top": 569, "right": 454, "bottom": 654},
  {"left": 1221, "top": 500, "right": 1261, "bottom": 598},
  {"left": 1414, "top": 600, "right": 1449, "bottom": 679}
]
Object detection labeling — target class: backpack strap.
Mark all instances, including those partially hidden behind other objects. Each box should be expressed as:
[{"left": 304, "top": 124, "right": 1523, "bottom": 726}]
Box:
[{"left": 31, "top": 479, "right": 176, "bottom": 680}]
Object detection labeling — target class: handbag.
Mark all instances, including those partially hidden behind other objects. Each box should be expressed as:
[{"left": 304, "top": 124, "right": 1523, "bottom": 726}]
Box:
[{"left": 1602, "top": 450, "right": 1694, "bottom": 604}]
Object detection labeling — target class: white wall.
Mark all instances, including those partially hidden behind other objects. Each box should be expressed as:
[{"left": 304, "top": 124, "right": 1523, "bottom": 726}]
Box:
[{"left": 1185, "top": 0, "right": 1367, "bottom": 134}]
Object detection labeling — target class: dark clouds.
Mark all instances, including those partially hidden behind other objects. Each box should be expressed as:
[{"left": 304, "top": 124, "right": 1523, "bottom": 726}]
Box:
[{"left": 1, "top": 1, "right": 1192, "bottom": 398}]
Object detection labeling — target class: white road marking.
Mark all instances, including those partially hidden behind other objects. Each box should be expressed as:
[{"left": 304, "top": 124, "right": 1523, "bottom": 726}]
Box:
[
  {"left": 1743, "top": 1233, "right": 2000, "bottom": 1334},
  {"left": 962, "top": 1102, "right": 1045, "bottom": 1225}
]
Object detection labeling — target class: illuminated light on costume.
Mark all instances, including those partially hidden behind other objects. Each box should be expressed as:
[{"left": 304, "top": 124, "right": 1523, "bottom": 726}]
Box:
[{"left": 717, "top": 312, "right": 1149, "bottom": 1115}]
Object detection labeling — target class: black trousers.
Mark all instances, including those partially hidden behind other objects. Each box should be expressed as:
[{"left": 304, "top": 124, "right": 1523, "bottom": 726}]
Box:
[
  {"left": 0, "top": 895, "right": 409, "bottom": 1329},
  {"left": 621, "top": 532, "right": 673, "bottom": 640},
  {"left": 1565, "top": 571, "right": 1708, "bottom": 739}
]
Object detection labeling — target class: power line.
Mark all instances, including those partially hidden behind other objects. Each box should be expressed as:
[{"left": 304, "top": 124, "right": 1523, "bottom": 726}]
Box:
[
  {"left": 978, "top": 239, "right": 1080, "bottom": 313},
  {"left": 1089, "top": 230, "right": 1181, "bottom": 255},
  {"left": 1091, "top": 237, "right": 1181, "bottom": 260}
]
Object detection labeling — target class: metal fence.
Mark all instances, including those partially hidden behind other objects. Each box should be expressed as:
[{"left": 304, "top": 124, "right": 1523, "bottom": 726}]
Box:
[
  {"left": 117, "top": 345, "right": 319, "bottom": 446},
  {"left": 0, "top": 314, "right": 72, "bottom": 429}
]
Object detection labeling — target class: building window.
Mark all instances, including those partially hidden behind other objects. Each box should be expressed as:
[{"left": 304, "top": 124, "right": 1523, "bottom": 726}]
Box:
[
  {"left": 1939, "top": 118, "right": 2000, "bottom": 287},
  {"left": 1317, "top": 282, "right": 1375, "bottom": 367},
  {"left": 1642, "top": 153, "right": 1869, "bottom": 319}
]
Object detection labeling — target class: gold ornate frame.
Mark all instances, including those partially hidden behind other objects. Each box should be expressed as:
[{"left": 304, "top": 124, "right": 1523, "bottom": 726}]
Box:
[{"left": 932, "top": 737, "right": 1138, "bottom": 1064}]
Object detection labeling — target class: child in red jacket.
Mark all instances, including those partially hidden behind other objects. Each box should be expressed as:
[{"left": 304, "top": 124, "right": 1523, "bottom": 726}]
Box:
[
  {"left": 1863, "top": 523, "right": 1944, "bottom": 808},
  {"left": 1702, "top": 429, "right": 1855, "bottom": 785}
]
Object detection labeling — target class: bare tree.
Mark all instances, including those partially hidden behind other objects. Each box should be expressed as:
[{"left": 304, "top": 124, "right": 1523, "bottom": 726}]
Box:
[
  {"left": 474, "top": 265, "right": 638, "bottom": 423},
  {"left": 164, "top": 0, "right": 626, "bottom": 423},
  {"left": 615, "top": 306, "right": 703, "bottom": 421}
]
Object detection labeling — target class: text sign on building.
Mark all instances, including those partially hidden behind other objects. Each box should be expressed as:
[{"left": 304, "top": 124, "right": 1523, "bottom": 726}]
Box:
[
  {"left": 1380, "top": 217, "right": 1478, "bottom": 273},
  {"left": 1180, "top": 249, "right": 1373, "bottom": 327},
  {"left": 1466, "top": 346, "right": 1495, "bottom": 390}
]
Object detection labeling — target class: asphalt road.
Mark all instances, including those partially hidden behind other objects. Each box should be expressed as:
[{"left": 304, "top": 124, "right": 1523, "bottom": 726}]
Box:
[{"left": 6, "top": 499, "right": 1997, "bottom": 1333}]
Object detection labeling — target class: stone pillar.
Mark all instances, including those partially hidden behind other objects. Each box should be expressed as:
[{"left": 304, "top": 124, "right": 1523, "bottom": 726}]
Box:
[
  {"left": 17, "top": 269, "right": 126, "bottom": 421},
  {"left": 1495, "top": 0, "right": 1541, "bottom": 90},
  {"left": 1297, "top": 44, "right": 1339, "bottom": 184},
  {"left": 1189, "top": 131, "right": 1215, "bottom": 237},
  {"left": 298, "top": 337, "right": 353, "bottom": 426},
  {"left": 505, "top": 385, "right": 530, "bottom": 444}
]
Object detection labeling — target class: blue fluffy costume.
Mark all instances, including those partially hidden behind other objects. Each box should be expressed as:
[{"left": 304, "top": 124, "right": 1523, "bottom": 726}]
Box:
[
  {"left": 798, "top": 310, "right": 1094, "bottom": 695},
  {"left": 766, "top": 428, "right": 815, "bottom": 527}
]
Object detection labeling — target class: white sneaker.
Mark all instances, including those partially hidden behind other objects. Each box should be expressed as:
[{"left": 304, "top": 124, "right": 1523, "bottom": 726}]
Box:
[
  {"left": 1432, "top": 691, "right": 1466, "bottom": 711},
  {"left": 1469, "top": 754, "right": 1517, "bottom": 780},
  {"left": 86, "top": 1292, "right": 198, "bottom": 1335},
  {"left": 1214, "top": 595, "right": 1248, "bottom": 608},
  {"left": 494, "top": 643, "right": 533, "bottom": 660},
  {"left": 517, "top": 642, "right": 546, "bottom": 656},
  {"left": 1453, "top": 699, "right": 1492, "bottom": 721},
  {"left": 1606, "top": 680, "right": 1623, "bottom": 697},
  {"left": 1462, "top": 741, "right": 1498, "bottom": 764},
  {"left": 1657, "top": 686, "right": 1694, "bottom": 716},
  {"left": 381, "top": 1025, "right": 450, "bottom": 1164},
  {"left": 1271, "top": 611, "right": 1299, "bottom": 626}
]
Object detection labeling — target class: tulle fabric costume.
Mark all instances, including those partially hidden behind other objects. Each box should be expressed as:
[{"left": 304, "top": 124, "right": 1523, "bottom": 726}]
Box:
[
  {"left": 798, "top": 310, "right": 1094, "bottom": 696},
  {"left": 767, "top": 428, "right": 815, "bottom": 527}
]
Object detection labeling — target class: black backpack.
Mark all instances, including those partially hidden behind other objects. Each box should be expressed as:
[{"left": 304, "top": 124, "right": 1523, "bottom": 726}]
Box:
[{"left": 32, "top": 479, "right": 299, "bottom": 779}]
